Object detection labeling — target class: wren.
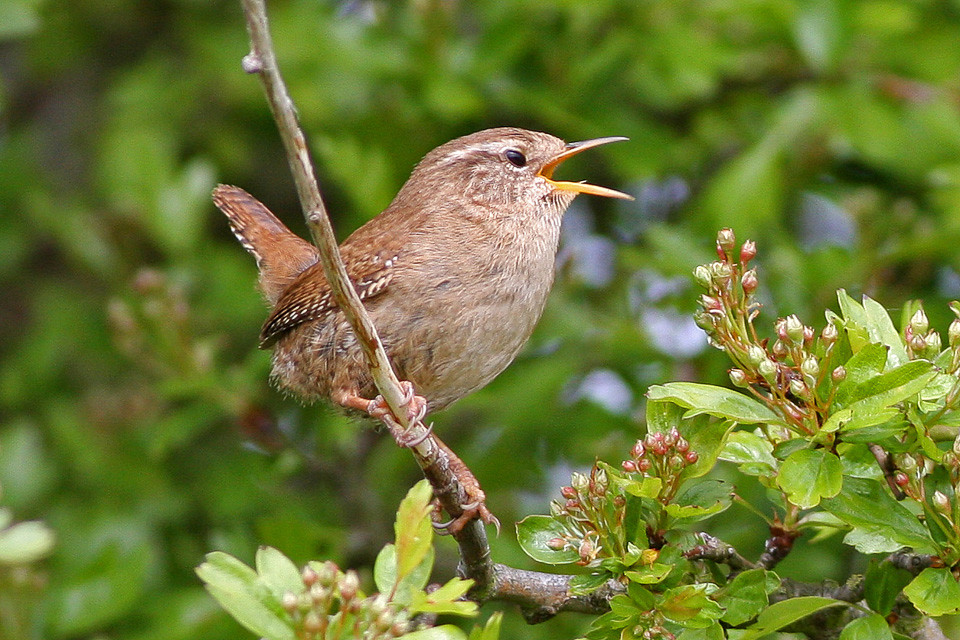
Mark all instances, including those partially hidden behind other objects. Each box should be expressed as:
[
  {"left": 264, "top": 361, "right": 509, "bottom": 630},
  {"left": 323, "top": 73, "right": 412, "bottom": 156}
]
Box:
[{"left": 214, "top": 127, "right": 630, "bottom": 418}]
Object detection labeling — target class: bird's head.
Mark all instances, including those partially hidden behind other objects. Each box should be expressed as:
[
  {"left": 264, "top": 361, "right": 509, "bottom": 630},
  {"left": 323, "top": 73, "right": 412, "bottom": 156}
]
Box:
[{"left": 402, "top": 127, "right": 632, "bottom": 217}]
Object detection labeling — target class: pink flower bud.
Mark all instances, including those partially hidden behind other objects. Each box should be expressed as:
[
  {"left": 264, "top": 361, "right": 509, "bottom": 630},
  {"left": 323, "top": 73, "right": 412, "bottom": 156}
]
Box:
[
  {"left": 547, "top": 537, "right": 568, "bottom": 550},
  {"left": 741, "top": 268, "right": 758, "bottom": 294}
]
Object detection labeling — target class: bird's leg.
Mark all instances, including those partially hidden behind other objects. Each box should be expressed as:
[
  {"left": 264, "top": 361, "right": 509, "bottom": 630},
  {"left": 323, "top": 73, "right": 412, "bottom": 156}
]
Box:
[{"left": 334, "top": 384, "right": 497, "bottom": 534}]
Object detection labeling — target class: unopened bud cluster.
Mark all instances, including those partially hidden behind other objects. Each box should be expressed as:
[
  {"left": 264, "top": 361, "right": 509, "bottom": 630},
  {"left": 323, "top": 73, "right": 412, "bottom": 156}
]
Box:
[
  {"left": 929, "top": 434, "right": 960, "bottom": 523},
  {"left": 281, "top": 562, "right": 413, "bottom": 640},
  {"left": 550, "top": 464, "right": 621, "bottom": 566},
  {"left": 692, "top": 230, "right": 842, "bottom": 433},
  {"left": 622, "top": 427, "right": 698, "bottom": 479},
  {"left": 630, "top": 610, "right": 675, "bottom": 640},
  {"left": 891, "top": 453, "right": 941, "bottom": 504},
  {"left": 904, "top": 308, "right": 944, "bottom": 361}
]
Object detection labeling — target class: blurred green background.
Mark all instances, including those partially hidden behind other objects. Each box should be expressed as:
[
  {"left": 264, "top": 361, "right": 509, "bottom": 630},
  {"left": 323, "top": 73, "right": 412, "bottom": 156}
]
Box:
[{"left": 3, "top": 0, "right": 960, "bottom": 637}]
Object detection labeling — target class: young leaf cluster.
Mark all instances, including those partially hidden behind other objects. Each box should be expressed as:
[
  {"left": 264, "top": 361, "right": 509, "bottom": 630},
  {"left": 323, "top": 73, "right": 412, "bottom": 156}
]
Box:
[{"left": 197, "top": 481, "right": 498, "bottom": 640}]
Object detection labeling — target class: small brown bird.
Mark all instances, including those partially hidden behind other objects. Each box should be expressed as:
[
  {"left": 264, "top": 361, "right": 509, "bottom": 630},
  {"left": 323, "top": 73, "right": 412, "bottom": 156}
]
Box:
[{"left": 214, "top": 127, "right": 630, "bottom": 420}]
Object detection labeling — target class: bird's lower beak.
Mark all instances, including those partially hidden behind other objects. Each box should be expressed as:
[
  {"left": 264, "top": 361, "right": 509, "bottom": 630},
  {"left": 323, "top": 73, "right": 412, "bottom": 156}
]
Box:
[{"left": 537, "top": 136, "right": 633, "bottom": 200}]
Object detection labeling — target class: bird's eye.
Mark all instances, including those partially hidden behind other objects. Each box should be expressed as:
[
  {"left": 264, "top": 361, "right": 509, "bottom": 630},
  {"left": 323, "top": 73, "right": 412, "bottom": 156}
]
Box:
[{"left": 505, "top": 149, "right": 526, "bottom": 167}]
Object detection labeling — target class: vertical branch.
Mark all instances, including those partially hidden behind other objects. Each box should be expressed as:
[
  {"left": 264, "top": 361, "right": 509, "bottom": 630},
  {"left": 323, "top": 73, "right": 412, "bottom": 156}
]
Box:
[
  {"left": 239, "top": 0, "right": 410, "bottom": 421},
  {"left": 235, "top": 0, "right": 494, "bottom": 577}
]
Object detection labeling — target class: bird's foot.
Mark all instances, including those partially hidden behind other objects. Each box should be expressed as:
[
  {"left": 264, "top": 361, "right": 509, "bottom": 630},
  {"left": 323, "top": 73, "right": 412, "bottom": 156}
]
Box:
[
  {"left": 366, "top": 381, "right": 431, "bottom": 447},
  {"left": 337, "top": 382, "right": 429, "bottom": 445},
  {"left": 431, "top": 443, "right": 500, "bottom": 536}
]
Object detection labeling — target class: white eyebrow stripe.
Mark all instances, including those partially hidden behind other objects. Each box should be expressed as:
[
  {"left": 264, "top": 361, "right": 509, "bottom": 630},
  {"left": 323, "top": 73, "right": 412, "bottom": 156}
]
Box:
[{"left": 437, "top": 142, "right": 513, "bottom": 166}]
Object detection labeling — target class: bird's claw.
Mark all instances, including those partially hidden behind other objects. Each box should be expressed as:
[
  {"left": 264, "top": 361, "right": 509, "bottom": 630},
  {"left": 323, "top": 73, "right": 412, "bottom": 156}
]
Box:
[
  {"left": 366, "top": 381, "right": 429, "bottom": 446},
  {"left": 430, "top": 494, "right": 500, "bottom": 536}
]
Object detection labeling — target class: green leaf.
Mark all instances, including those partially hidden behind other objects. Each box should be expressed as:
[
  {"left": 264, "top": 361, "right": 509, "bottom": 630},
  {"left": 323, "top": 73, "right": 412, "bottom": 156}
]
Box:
[
  {"left": 827, "top": 361, "right": 936, "bottom": 433},
  {"left": 678, "top": 623, "right": 725, "bottom": 640},
  {"left": 666, "top": 479, "right": 733, "bottom": 524},
  {"left": 842, "top": 528, "right": 905, "bottom": 555},
  {"left": 777, "top": 449, "right": 842, "bottom": 508},
  {"left": 738, "top": 596, "right": 845, "bottom": 640},
  {"left": 374, "top": 543, "right": 434, "bottom": 605},
  {"left": 196, "top": 552, "right": 294, "bottom": 640},
  {"left": 516, "top": 515, "right": 579, "bottom": 564},
  {"left": 647, "top": 383, "right": 780, "bottom": 424},
  {"left": 680, "top": 416, "right": 735, "bottom": 480},
  {"left": 838, "top": 443, "right": 884, "bottom": 479},
  {"left": 0, "top": 519, "right": 55, "bottom": 564},
  {"left": 837, "top": 291, "right": 908, "bottom": 367},
  {"left": 719, "top": 430, "right": 778, "bottom": 477},
  {"left": 903, "top": 567, "right": 960, "bottom": 616},
  {"left": 716, "top": 569, "right": 774, "bottom": 625},
  {"left": 569, "top": 572, "right": 613, "bottom": 596},
  {"left": 255, "top": 546, "right": 303, "bottom": 598},
  {"left": 861, "top": 295, "right": 910, "bottom": 368},
  {"left": 468, "top": 612, "right": 502, "bottom": 640},
  {"left": 838, "top": 290, "right": 872, "bottom": 355},
  {"left": 403, "top": 625, "right": 469, "bottom": 640},
  {"left": 834, "top": 343, "right": 888, "bottom": 407},
  {"left": 374, "top": 543, "right": 397, "bottom": 595},
  {"left": 839, "top": 613, "right": 893, "bottom": 640},
  {"left": 625, "top": 563, "right": 673, "bottom": 585},
  {"left": 821, "top": 477, "right": 935, "bottom": 553},
  {"left": 395, "top": 480, "right": 434, "bottom": 581},
  {"left": 614, "top": 474, "right": 663, "bottom": 499},
  {"left": 828, "top": 357, "right": 936, "bottom": 433},
  {"left": 865, "top": 560, "right": 913, "bottom": 616},
  {"left": 645, "top": 399, "right": 686, "bottom": 434},
  {"left": 659, "top": 584, "right": 724, "bottom": 627},
  {"left": 410, "top": 577, "right": 477, "bottom": 616}
]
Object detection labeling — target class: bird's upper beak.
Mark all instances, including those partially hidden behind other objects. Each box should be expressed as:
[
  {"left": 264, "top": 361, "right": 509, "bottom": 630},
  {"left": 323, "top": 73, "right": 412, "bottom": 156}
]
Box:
[{"left": 537, "top": 136, "right": 633, "bottom": 200}]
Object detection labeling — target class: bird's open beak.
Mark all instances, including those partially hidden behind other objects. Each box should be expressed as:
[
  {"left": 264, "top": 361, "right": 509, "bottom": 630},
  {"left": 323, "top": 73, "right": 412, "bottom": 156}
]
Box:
[{"left": 537, "top": 136, "right": 633, "bottom": 200}]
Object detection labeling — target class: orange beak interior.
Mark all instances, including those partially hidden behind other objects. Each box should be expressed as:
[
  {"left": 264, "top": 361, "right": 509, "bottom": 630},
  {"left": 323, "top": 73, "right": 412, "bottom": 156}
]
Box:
[{"left": 537, "top": 136, "right": 633, "bottom": 200}]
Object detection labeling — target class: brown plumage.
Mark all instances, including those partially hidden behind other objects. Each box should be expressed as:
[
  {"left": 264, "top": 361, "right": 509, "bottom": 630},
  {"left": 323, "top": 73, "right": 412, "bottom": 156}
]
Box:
[{"left": 215, "top": 127, "right": 629, "bottom": 413}]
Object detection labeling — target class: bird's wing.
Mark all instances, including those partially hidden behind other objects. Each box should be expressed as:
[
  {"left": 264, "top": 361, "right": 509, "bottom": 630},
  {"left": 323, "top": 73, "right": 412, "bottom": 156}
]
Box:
[{"left": 258, "top": 247, "right": 397, "bottom": 348}]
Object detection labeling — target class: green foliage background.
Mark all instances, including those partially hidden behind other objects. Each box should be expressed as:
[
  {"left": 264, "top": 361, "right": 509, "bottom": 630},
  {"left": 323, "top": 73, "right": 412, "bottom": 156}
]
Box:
[{"left": 3, "top": 0, "right": 960, "bottom": 637}]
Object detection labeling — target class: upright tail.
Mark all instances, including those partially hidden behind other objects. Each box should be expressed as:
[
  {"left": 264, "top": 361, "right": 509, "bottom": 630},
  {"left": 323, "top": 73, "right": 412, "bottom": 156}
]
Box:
[{"left": 213, "top": 185, "right": 319, "bottom": 305}]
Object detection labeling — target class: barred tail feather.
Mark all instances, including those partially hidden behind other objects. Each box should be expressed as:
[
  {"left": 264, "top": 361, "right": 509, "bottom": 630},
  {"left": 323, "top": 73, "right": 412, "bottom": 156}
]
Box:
[{"left": 212, "top": 184, "right": 319, "bottom": 304}]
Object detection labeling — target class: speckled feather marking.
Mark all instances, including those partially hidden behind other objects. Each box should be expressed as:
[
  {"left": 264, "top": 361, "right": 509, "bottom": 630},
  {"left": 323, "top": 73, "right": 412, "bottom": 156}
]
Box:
[{"left": 258, "top": 253, "right": 397, "bottom": 348}]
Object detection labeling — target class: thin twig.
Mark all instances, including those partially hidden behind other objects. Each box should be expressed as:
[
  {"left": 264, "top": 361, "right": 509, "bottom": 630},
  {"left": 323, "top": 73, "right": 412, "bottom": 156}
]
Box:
[
  {"left": 237, "top": 0, "right": 492, "bottom": 582},
  {"left": 685, "top": 532, "right": 758, "bottom": 573},
  {"left": 869, "top": 443, "right": 906, "bottom": 500},
  {"left": 239, "top": 0, "right": 409, "bottom": 422}
]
